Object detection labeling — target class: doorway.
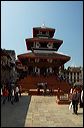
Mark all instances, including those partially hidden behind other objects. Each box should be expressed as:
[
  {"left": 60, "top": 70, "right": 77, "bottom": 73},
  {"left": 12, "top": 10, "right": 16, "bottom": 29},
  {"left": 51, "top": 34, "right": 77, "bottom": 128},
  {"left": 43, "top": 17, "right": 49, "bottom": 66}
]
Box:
[{"left": 40, "top": 67, "right": 46, "bottom": 75}]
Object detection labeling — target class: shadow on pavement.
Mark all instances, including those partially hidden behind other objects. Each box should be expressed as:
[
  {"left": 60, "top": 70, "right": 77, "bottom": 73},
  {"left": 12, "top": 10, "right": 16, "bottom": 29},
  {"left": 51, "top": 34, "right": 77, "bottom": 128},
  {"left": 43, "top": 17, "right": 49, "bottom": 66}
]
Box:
[{"left": 1, "top": 95, "right": 31, "bottom": 127}]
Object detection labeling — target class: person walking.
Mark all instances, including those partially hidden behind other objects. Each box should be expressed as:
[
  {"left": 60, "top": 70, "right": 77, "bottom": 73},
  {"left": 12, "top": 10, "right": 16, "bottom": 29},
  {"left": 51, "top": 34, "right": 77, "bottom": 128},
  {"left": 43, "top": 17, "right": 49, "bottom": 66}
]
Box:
[
  {"left": 15, "top": 86, "right": 19, "bottom": 102},
  {"left": 11, "top": 88, "right": 15, "bottom": 104},
  {"left": 19, "top": 85, "right": 22, "bottom": 97},
  {"left": 71, "top": 89, "right": 80, "bottom": 115},
  {"left": 80, "top": 89, "right": 83, "bottom": 108},
  {"left": 8, "top": 85, "right": 12, "bottom": 102},
  {"left": 76, "top": 89, "right": 80, "bottom": 112},
  {"left": 2, "top": 86, "right": 9, "bottom": 104},
  {"left": 69, "top": 87, "right": 74, "bottom": 113},
  {"left": 1, "top": 87, "right": 3, "bottom": 102}
]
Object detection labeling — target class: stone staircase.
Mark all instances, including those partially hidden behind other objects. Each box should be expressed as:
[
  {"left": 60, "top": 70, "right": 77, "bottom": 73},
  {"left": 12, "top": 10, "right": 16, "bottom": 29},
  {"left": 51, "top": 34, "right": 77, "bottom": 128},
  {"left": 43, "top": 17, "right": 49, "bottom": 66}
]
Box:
[{"left": 17, "top": 75, "right": 71, "bottom": 95}]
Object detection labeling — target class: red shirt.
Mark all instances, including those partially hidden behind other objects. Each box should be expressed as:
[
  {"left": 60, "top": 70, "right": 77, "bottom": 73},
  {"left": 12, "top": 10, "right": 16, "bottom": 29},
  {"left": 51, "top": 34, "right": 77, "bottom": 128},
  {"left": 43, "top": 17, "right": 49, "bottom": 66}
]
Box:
[{"left": 3, "top": 89, "right": 9, "bottom": 96}]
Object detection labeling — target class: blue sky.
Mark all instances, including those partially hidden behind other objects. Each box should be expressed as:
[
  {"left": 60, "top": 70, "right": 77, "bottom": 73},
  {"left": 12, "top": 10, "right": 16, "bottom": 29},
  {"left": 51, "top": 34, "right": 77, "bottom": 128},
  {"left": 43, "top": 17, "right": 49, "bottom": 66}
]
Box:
[{"left": 1, "top": 1, "right": 83, "bottom": 68}]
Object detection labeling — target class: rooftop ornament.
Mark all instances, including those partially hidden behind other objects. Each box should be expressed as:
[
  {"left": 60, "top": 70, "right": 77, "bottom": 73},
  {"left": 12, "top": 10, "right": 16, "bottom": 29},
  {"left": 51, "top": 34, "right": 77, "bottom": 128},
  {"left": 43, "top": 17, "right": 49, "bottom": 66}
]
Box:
[{"left": 41, "top": 23, "right": 46, "bottom": 28}]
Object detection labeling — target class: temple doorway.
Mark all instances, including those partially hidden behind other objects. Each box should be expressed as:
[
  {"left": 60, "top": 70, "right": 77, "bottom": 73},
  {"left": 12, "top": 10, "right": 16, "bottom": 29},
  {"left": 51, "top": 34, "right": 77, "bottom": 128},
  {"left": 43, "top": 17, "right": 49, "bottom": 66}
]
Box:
[
  {"left": 28, "top": 66, "right": 33, "bottom": 75},
  {"left": 40, "top": 67, "right": 46, "bottom": 75}
]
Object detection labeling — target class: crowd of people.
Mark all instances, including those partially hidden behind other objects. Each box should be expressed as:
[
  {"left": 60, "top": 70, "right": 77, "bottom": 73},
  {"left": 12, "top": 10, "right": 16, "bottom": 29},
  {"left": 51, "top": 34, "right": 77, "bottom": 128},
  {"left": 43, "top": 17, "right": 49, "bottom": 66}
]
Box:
[
  {"left": 69, "top": 86, "right": 83, "bottom": 115},
  {"left": 1, "top": 83, "right": 22, "bottom": 105}
]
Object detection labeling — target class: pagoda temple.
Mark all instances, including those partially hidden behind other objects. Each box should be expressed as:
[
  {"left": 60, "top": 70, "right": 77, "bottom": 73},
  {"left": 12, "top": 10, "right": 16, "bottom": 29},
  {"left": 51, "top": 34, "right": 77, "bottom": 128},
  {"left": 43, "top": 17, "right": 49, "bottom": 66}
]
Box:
[{"left": 17, "top": 24, "right": 71, "bottom": 96}]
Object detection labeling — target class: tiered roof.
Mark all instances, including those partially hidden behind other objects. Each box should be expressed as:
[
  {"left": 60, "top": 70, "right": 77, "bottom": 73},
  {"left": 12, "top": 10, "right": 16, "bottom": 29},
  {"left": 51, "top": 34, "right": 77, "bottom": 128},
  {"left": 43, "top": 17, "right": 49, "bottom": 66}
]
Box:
[
  {"left": 17, "top": 52, "right": 70, "bottom": 67},
  {"left": 33, "top": 26, "right": 55, "bottom": 38},
  {"left": 17, "top": 25, "right": 70, "bottom": 67},
  {"left": 26, "top": 37, "right": 63, "bottom": 51}
]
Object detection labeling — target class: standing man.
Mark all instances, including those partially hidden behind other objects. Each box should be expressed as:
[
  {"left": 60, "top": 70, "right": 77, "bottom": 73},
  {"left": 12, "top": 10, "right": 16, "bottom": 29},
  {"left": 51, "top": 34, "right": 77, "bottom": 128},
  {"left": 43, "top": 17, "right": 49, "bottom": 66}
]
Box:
[
  {"left": 72, "top": 89, "right": 80, "bottom": 115},
  {"left": 19, "top": 85, "right": 22, "bottom": 97},
  {"left": 15, "top": 85, "right": 19, "bottom": 102},
  {"left": 81, "top": 89, "right": 83, "bottom": 108},
  {"left": 69, "top": 87, "right": 74, "bottom": 113},
  {"left": 2, "top": 86, "right": 9, "bottom": 104},
  {"left": 11, "top": 88, "right": 15, "bottom": 104}
]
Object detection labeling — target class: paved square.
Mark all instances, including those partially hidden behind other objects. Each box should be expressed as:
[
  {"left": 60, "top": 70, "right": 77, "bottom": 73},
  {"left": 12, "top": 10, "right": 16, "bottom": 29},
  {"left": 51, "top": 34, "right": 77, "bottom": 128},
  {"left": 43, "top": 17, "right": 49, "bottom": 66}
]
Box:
[{"left": 1, "top": 95, "right": 83, "bottom": 127}]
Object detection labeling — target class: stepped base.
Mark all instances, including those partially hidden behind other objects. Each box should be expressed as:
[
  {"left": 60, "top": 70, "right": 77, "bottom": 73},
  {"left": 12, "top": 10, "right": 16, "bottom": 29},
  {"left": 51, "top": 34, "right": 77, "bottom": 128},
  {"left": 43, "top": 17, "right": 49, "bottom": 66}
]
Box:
[
  {"left": 56, "top": 99, "right": 70, "bottom": 104},
  {"left": 18, "top": 75, "right": 71, "bottom": 96}
]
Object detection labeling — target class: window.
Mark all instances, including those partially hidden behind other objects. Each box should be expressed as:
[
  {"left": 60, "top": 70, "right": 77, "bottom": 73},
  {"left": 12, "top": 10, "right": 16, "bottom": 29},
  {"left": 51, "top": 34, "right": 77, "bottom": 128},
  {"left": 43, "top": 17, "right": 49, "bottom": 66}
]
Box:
[
  {"left": 77, "top": 72, "right": 79, "bottom": 76},
  {"left": 47, "top": 43, "right": 52, "bottom": 48},
  {"left": 42, "top": 31, "right": 46, "bottom": 34},
  {"left": 30, "top": 59, "right": 34, "bottom": 63},
  {"left": 49, "top": 59, "right": 52, "bottom": 63},
  {"left": 53, "top": 60, "right": 56, "bottom": 63},
  {"left": 35, "top": 59, "right": 39, "bottom": 63},
  {"left": 74, "top": 72, "right": 76, "bottom": 76},
  {"left": 40, "top": 42, "right": 47, "bottom": 48},
  {"left": 74, "top": 79, "right": 76, "bottom": 83},
  {"left": 46, "top": 31, "right": 49, "bottom": 35},
  {"left": 36, "top": 42, "right": 40, "bottom": 48},
  {"left": 70, "top": 74, "right": 72, "bottom": 81},
  {"left": 39, "top": 31, "right": 42, "bottom": 34}
]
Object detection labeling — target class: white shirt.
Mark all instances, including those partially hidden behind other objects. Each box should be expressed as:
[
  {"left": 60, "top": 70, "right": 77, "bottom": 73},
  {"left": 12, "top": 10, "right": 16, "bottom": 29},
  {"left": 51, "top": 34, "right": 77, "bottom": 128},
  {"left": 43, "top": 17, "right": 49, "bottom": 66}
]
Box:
[
  {"left": 70, "top": 88, "right": 73, "bottom": 94},
  {"left": 16, "top": 87, "right": 19, "bottom": 92},
  {"left": 1, "top": 88, "right": 3, "bottom": 95},
  {"left": 81, "top": 90, "right": 83, "bottom": 102},
  {"left": 12, "top": 90, "right": 15, "bottom": 96}
]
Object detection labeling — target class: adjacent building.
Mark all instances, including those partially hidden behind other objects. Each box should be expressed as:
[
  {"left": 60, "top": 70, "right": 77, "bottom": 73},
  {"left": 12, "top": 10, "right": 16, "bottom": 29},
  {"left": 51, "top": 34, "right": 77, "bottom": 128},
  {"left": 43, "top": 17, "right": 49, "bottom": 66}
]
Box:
[
  {"left": 1, "top": 49, "right": 17, "bottom": 85},
  {"left": 63, "top": 66, "right": 83, "bottom": 86}
]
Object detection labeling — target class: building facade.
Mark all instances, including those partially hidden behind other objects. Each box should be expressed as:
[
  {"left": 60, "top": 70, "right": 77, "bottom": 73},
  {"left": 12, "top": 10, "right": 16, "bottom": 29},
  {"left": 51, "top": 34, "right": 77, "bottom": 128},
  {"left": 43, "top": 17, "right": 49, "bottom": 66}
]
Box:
[
  {"left": 1, "top": 49, "right": 17, "bottom": 85},
  {"left": 15, "top": 59, "right": 28, "bottom": 80},
  {"left": 63, "top": 66, "right": 83, "bottom": 85}
]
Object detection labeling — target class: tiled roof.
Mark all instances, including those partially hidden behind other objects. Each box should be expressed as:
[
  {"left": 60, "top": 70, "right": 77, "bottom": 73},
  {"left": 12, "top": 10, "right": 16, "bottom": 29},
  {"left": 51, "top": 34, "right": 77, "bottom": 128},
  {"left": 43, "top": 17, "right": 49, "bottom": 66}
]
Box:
[
  {"left": 33, "top": 27, "right": 55, "bottom": 30},
  {"left": 17, "top": 52, "right": 70, "bottom": 61},
  {"left": 26, "top": 38, "right": 63, "bottom": 43}
]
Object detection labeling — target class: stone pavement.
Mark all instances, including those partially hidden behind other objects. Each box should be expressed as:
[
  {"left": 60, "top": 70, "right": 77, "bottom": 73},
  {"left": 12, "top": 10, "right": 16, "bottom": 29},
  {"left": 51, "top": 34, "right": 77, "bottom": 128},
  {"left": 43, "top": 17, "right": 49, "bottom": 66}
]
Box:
[
  {"left": 1, "top": 94, "right": 31, "bottom": 127},
  {"left": 1, "top": 94, "right": 83, "bottom": 127}
]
